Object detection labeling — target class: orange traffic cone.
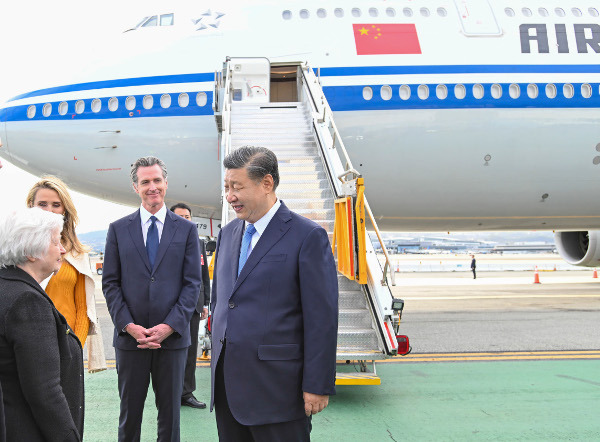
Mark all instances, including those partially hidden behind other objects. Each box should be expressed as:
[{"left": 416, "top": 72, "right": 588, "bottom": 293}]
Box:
[
  {"left": 593, "top": 268, "right": 598, "bottom": 279},
  {"left": 533, "top": 266, "right": 541, "bottom": 284}
]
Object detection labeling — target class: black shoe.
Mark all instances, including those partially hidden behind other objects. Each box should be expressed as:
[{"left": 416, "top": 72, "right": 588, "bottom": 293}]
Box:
[{"left": 181, "top": 396, "right": 207, "bottom": 409}]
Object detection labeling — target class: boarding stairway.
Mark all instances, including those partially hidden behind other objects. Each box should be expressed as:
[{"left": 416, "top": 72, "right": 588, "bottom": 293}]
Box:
[{"left": 214, "top": 58, "right": 408, "bottom": 385}]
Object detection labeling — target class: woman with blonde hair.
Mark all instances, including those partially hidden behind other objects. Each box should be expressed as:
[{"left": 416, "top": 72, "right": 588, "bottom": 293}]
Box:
[{"left": 26, "top": 176, "right": 106, "bottom": 373}]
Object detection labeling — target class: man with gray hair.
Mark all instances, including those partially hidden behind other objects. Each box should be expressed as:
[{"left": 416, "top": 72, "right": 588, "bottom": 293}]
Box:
[
  {"left": 103, "top": 156, "right": 202, "bottom": 441},
  {"left": 210, "top": 146, "right": 338, "bottom": 441}
]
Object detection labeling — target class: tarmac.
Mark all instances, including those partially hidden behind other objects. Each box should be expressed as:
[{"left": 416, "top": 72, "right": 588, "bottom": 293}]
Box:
[{"left": 84, "top": 255, "right": 600, "bottom": 441}]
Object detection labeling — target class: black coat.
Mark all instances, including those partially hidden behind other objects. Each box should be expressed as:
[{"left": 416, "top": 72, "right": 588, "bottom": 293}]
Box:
[
  {"left": 0, "top": 266, "right": 84, "bottom": 441},
  {"left": 197, "top": 239, "right": 211, "bottom": 312}
]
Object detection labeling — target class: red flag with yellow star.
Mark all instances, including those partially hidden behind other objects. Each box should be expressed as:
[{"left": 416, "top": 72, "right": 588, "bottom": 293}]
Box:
[{"left": 353, "top": 24, "right": 421, "bottom": 55}]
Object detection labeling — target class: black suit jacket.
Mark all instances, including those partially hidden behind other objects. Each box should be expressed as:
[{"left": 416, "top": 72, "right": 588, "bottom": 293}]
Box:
[
  {"left": 103, "top": 209, "right": 202, "bottom": 350},
  {"left": 0, "top": 266, "right": 83, "bottom": 442},
  {"left": 197, "top": 239, "right": 211, "bottom": 312}
]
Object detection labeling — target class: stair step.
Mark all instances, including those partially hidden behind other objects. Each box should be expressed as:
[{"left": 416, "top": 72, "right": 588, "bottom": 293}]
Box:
[
  {"left": 339, "top": 308, "right": 374, "bottom": 328},
  {"left": 339, "top": 291, "right": 368, "bottom": 309},
  {"left": 337, "top": 329, "right": 381, "bottom": 349},
  {"left": 336, "top": 349, "right": 386, "bottom": 361},
  {"left": 278, "top": 198, "right": 335, "bottom": 211}
]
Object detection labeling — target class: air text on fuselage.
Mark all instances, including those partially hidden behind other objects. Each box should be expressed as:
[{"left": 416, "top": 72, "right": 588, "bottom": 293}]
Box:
[{"left": 520, "top": 24, "right": 600, "bottom": 53}]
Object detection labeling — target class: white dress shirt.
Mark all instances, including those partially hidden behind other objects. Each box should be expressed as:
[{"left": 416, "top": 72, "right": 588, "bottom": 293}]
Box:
[
  {"left": 244, "top": 199, "right": 281, "bottom": 256},
  {"left": 140, "top": 204, "right": 167, "bottom": 245}
]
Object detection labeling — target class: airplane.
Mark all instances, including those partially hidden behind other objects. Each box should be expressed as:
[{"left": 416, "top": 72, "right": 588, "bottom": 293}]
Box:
[{"left": 1, "top": 0, "right": 600, "bottom": 267}]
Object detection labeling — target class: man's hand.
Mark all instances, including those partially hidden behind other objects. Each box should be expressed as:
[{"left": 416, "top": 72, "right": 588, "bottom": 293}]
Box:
[
  {"left": 200, "top": 307, "right": 209, "bottom": 320},
  {"left": 125, "top": 323, "right": 150, "bottom": 341},
  {"left": 303, "top": 392, "right": 329, "bottom": 416},
  {"left": 136, "top": 324, "right": 174, "bottom": 349}
]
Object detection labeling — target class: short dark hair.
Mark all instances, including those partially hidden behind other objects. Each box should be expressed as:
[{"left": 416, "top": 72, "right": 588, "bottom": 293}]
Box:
[
  {"left": 223, "top": 146, "right": 279, "bottom": 189},
  {"left": 170, "top": 202, "right": 192, "bottom": 215},
  {"left": 131, "top": 156, "right": 168, "bottom": 184}
]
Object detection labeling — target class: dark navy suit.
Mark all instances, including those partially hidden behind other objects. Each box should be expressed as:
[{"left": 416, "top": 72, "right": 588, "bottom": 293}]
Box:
[
  {"left": 103, "top": 209, "right": 201, "bottom": 442},
  {"left": 210, "top": 201, "right": 338, "bottom": 436}
]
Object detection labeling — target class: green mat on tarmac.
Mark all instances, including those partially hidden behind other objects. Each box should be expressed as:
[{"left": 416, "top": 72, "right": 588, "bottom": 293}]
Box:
[{"left": 84, "top": 360, "right": 600, "bottom": 441}]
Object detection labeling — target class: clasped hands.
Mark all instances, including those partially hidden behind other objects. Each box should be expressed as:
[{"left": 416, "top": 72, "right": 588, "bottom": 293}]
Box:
[{"left": 126, "top": 323, "right": 174, "bottom": 349}]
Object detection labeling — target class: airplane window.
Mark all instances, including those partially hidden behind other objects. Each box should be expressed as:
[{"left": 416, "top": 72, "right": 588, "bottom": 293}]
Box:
[
  {"left": 125, "top": 96, "right": 136, "bottom": 110},
  {"left": 300, "top": 9, "right": 309, "bottom": 19},
  {"left": 590, "top": 8, "right": 599, "bottom": 17},
  {"left": 134, "top": 16, "right": 149, "bottom": 29},
  {"left": 178, "top": 93, "right": 189, "bottom": 107},
  {"left": 58, "top": 101, "right": 68, "bottom": 115},
  {"left": 196, "top": 92, "right": 208, "bottom": 107},
  {"left": 563, "top": 84, "right": 574, "bottom": 99},
  {"left": 527, "top": 84, "right": 538, "bottom": 99},
  {"left": 554, "top": 8, "right": 565, "bottom": 17},
  {"left": 491, "top": 84, "right": 502, "bottom": 99},
  {"left": 142, "top": 16, "right": 158, "bottom": 27},
  {"left": 581, "top": 84, "right": 592, "bottom": 98},
  {"left": 27, "top": 105, "right": 36, "bottom": 119},
  {"left": 420, "top": 8, "right": 430, "bottom": 17},
  {"left": 545, "top": 84, "right": 557, "bottom": 99},
  {"left": 75, "top": 100, "right": 85, "bottom": 114},
  {"left": 143, "top": 95, "right": 154, "bottom": 109},
  {"left": 369, "top": 8, "right": 378, "bottom": 17},
  {"left": 160, "top": 94, "right": 171, "bottom": 109},
  {"left": 42, "top": 103, "right": 52, "bottom": 117},
  {"left": 403, "top": 8, "right": 413, "bottom": 17},
  {"left": 380, "top": 85, "right": 392, "bottom": 101},
  {"left": 399, "top": 85, "right": 410, "bottom": 100},
  {"left": 108, "top": 97, "right": 118, "bottom": 111},
  {"left": 282, "top": 10, "right": 292, "bottom": 20},
  {"left": 334, "top": 8, "right": 344, "bottom": 18},
  {"left": 417, "top": 85, "right": 429, "bottom": 100},
  {"left": 362, "top": 87, "right": 373, "bottom": 101},
  {"left": 454, "top": 84, "right": 466, "bottom": 99},
  {"left": 386, "top": 8, "right": 396, "bottom": 17},
  {"left": 91, "top": 99, "right": 101, "bottom": 113},
  {"left": 538, "top": 8, "right": 549, "bottom": 17},
  {"left": 522, "top": 8, "right": 532, "bottom": 17},
  {"left": 571, "top": 8, "right": 582, "bottom": 17},
  {"left": 437, "top": 8, "right": 447, "bottom": 17},
  {"left": 472, "top": 84, "right": 484, "bottom": 99},
  {"left": 352, "top": 8, "right": 361, "bottom": 18},
  {"left": 160, "top": 13, "right": 174, "bottom": 26},
  {"left": 436, "top": 85, "right": 448, "bottom": 100},
  {"left": 504, "top": 8, "right": 515, "bottom": 17},
  {"left": 317, "top": 9, "right": 326, "bottom": 18},
  {"left": 509, "top": 84, "right": 520, "bottom": 99}
]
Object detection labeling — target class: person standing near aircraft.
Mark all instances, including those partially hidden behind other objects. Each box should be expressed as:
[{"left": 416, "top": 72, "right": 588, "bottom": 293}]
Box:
[
  {"left": 211, "top": 146, "right": 338, "bottom": 441},
  {"left": 0, "top": 208, "right": 84, "bottom": 441},
  {"left": 26, "top": 176, "right": 106, "bottom": 372},
  {"left": 471, "top": 255, "right": 477, "bottom": 279},
  {"left": 170, "top": 202, "right": 211, "bottom": 410},
  {"left": 102, "top": 157, "right": 201, "bottom": 442}
]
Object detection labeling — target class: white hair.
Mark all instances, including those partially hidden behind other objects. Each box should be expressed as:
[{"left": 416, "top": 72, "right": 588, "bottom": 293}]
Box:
[{"left": 0, "top": 208, "right": 64, "bottom": 268}]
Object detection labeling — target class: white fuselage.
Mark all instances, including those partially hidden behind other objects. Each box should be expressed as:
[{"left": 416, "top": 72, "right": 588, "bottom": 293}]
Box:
[{"left": 2, "top": 0, "right": 600, "bottom": 230}]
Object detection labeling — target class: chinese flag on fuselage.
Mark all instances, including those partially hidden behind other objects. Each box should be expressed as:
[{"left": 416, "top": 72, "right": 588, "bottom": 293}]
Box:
[{"left": 353, "top": 24, "right": 421, "bottom": 55}]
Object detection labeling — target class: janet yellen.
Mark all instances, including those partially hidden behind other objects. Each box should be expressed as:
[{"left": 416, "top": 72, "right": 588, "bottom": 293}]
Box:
[{"left": 0, "top": 208, "right": 84, "bottom": 442}]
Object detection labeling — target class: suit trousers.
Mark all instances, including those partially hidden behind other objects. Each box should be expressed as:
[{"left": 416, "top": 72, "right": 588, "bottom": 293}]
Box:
[
  {"left": 115, "top": 347, "right": 187, "bottom": 442},
  {"left": 215, "top": 347, "right": 312, "bottom": 442},
  {"left": 182, "top": 311, "right": 201, "bottom": 400}
]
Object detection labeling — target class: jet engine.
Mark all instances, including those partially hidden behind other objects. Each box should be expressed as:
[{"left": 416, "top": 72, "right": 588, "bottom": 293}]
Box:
[{"left": 554, "top": 231, "right": 600, "bottom": 267}]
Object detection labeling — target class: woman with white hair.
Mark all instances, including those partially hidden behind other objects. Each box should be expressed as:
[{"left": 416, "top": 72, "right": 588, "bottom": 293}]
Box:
[{"left": 0, "top": 208, "right": 84, "bottom": 442}]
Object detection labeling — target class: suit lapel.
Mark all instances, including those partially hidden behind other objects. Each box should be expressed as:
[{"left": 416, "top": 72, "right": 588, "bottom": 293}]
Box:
[
  {"left": 152, "top": 210, "right": 178, "bottom": 274},
  {"left": 127, "top": 210, "right": 151, "bottom": 272},
  {"left": 231, "top": 203, "right": 292, "bottom": 296},
  {"left": 229, "top": 219, "right": 244, "bottom": 286}
]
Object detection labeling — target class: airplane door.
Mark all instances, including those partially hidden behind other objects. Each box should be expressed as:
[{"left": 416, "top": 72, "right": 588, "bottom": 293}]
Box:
[
  {"left": 230, "top": 57, "right": 270, "bottom": 103},
  {"left": 454, "top": 0, "right": 502, "bottom": 36}
]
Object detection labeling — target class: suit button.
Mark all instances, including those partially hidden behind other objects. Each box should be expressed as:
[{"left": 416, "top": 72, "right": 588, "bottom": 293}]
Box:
[
  {"left": 151, "top": 277, "right": 155, "bottom": 282},
  {"left": 220, "top": 338, "right": 224, "bottom": 344},
  {"left": 228, "top": 302, "right": 235, "bottom": 309}
]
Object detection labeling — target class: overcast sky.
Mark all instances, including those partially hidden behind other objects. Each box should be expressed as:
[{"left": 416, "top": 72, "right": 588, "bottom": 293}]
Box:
[{"left": 0, "top": 1, "right": 171, "bottom": 232}]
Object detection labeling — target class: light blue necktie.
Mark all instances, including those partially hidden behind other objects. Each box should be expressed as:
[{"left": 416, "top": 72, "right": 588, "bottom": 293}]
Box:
[
  {"left": 146, "top": 216, "right": 159, "bottom": 269},
  {"left": 238, "top": 224, "right": 256, "bottom": 276}
]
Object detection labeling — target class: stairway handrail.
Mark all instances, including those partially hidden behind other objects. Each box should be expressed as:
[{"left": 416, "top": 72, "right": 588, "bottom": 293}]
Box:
[
  {"left": 218, "top": 61, "right": 235, "bottom": 225},
  {"left": 300, "top": 65, "right": 395, "bottom": 286}
]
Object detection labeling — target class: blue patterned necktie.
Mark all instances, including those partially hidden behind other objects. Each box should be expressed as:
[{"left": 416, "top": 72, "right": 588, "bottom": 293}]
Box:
[
  {"left": 146, "top": 216, "right": 159, "bottom": 268},
  {"left": 238, "top": 224, "right": 256, "bottom": 276}
]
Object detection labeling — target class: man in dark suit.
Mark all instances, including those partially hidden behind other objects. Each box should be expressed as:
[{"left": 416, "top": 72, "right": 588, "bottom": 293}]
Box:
[
  {"left": 170, "top": 202, "right": 211, "bottom": 409},
  {"left": 471, "top": 255, "right": 477, "bottom": 279},
  {"left": 103, "top": 156, "right": 201, "bottom": 442},
  {"left": 211, "top": 146, "right": 338, "bottom": 441}
]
